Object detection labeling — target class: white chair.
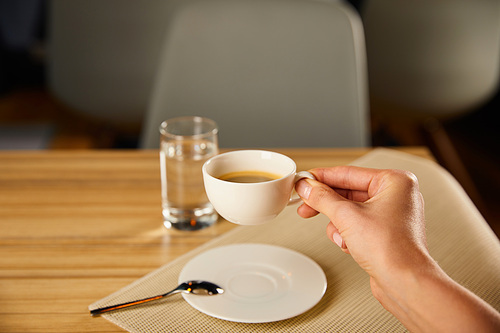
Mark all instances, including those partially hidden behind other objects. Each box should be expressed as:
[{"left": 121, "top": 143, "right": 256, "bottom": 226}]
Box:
[
  {"left": 361, "top": 0, "right": 500, "bottom": 216},
  {"left": 140, "top": 0, "right": 370, "bottom": 148},
  {"left": 47, "top": 0, "right": 170, "bottom": 125},
  {"left": 362, "top": 0, "right": 500, "bottom": 120}
]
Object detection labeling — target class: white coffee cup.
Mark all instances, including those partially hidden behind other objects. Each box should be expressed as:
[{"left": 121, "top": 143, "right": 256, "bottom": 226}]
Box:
[{"left": 202, "top": 150, "right": 315, "bottom": 225}]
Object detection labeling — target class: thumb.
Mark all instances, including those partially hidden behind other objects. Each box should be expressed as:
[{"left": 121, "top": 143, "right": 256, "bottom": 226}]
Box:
[
  {"left": 296, "top": 178, "right": 350, "bottom": 227},
  {"left": 296, "top": 179, "right": 351, "bottom": 249}
]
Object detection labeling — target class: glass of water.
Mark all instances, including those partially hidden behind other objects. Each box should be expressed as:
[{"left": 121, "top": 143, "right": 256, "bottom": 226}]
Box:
[{"left": 159, "top": 116, "right": 219, "bottom": 230}]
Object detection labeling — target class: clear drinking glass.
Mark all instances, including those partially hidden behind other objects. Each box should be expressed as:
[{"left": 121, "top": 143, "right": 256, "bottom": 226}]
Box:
[{"left": 159, "top": 116, "right": 219, "bottom": 230}]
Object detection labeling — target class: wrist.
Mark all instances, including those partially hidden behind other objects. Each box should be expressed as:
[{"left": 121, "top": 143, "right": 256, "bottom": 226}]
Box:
[
  {"left": 372, "top": 254, "right": 500, "bottom": 332},
  {"left": 370, "top": 252, "right": 443, "bottom": 331}
]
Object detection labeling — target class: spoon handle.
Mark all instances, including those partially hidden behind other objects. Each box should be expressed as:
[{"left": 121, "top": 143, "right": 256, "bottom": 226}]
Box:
[{"left": 90, "top": 289, "right": 180, "bottom": 316}]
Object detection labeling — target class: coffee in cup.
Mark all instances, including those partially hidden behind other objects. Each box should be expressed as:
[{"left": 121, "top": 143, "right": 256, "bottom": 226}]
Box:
[
  {"left": 202, "top": 150, "right": 315, "bottom": 225},
  {"left": 217, "top": 170, "right": 282, "bottom": 183}
]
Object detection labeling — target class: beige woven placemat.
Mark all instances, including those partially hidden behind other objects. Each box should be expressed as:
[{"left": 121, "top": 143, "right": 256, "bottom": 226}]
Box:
[{"left": 89, "top": 148, "right": 500, "bottom": 332}]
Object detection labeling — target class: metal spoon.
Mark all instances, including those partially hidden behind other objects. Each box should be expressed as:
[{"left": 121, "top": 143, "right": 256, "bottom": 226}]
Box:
[{"left": 90, "top": 280, "right": 224, "bottom": 316}]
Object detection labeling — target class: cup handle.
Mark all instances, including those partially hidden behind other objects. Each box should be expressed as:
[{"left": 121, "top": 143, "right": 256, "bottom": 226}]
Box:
[{"left": 288, "top": 171, "right": 316, "bottom": 205}]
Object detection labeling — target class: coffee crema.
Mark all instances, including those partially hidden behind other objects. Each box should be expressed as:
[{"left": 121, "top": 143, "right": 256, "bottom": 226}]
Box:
[{"left": 217, "top": 170, "right": 282, "bottom": 183}]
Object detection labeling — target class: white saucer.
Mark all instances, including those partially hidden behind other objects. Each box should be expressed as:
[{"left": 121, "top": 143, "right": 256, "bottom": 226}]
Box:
[{"left": 178, "top": 244, "right": 327, "bottom": 323}]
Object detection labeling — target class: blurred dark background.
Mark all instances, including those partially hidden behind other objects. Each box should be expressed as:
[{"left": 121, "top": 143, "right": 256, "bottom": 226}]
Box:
[{"left": 0, "top": 0, "right": 498, "bottom": 236}]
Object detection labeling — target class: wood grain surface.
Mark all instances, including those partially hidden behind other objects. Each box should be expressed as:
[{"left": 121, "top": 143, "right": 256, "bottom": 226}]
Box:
[{"left": 0, "top": 147, "right": 432, "bottom": 332}]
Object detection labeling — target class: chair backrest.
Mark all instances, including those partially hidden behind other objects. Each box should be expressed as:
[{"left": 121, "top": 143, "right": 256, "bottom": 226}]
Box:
[
  {"left": 140, "top": 0, "right": 370, "bottom": 148},
  {"left": 47, "top": 0, "right": 170, "bottom": 125},
  {"left": 362, "top": 0, "right": 500, "bottom": 119}
]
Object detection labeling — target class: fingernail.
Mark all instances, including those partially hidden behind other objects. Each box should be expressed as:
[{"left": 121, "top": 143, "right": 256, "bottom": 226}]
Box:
[
  {"left": 296, "top": 180, "right": 312, "bottom": 200},
  {"left": 333, "top": 232, "right": 344, "bottom": 248}
]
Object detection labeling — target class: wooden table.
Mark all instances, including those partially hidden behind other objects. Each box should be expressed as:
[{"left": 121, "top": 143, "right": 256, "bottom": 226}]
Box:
[{"left": 0, "top": 147, "right": 432, "bottom": 332}]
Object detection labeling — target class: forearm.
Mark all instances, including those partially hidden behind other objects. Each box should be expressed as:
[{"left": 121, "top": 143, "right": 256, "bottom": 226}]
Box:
[{"left": 373, "top": 259, "right": 500, "bottom": 332}]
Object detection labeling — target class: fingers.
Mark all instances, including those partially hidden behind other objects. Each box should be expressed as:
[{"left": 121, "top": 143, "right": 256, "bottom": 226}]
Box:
[
  {"left": 296, "top": 188, "right": 349, "bottom": 253},
  {"left": 295, "top": 166, "right": 423, "bottom": 254},
  {"left": 296, "top": 202, "right": 319, "bottom": 218},
  {"left": 296, "top": 166, "right": 383, "bottom": 207},
  {"left": 327, "top": 221, "right": 349, "bottom": 252},
  {"left": 295, "top": 178, "right": 351, "bottom": 230},
  {"left": 310, "top": 166, "right": 386, "bottom": 198}
]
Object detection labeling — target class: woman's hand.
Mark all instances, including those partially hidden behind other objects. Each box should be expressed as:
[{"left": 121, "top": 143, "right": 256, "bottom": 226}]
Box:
[{"left": 295, "top": 166, "right": 500, "bottom": 332}]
